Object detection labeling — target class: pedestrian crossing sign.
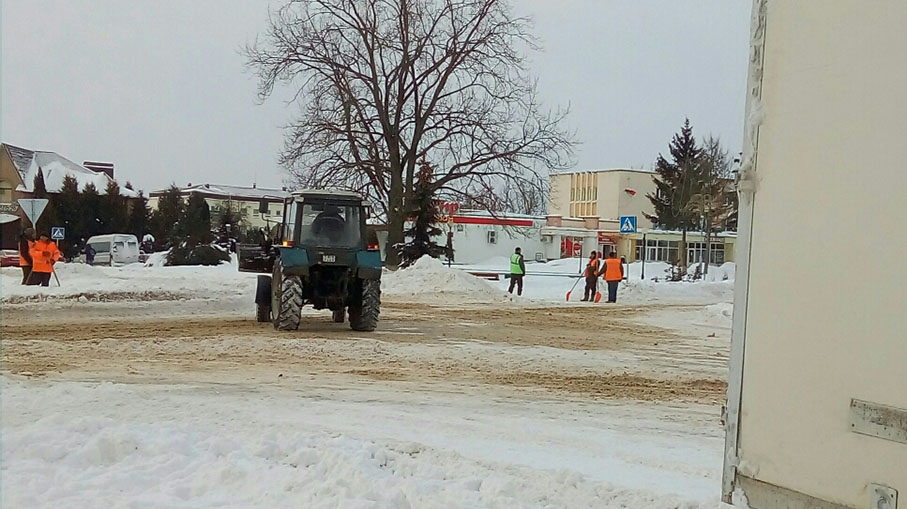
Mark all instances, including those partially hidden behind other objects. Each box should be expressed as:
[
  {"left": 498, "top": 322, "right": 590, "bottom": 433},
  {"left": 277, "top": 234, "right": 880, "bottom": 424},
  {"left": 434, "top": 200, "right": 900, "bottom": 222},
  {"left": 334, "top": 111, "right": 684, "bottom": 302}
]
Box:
[
  {"left": 51, "top": 226, "right": 65, "bottom": 240},
  {"left": 619, "top": 216, "right": 637, "bottom": 233}
]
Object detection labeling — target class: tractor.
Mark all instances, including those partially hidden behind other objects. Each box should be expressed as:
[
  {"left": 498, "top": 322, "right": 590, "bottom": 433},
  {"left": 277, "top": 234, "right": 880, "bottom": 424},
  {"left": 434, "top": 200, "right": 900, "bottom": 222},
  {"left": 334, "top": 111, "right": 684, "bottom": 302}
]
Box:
[{"left": 238, "top": 190, "right": 382, "bottom": 331}]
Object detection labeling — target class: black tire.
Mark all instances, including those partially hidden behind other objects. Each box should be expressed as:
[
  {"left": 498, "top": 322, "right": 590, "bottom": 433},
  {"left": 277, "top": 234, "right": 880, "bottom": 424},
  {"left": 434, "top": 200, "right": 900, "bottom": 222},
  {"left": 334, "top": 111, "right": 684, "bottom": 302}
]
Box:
[
  {"left": 272, "top": 261, "right": 303, "bottom": 331},
  {"left": 255, "top": 275, "right": 272, "bottom": 322},
  {"left": 256, "top": 304, "right": 271, "bottom": 323},
  {"left": 332, "top": 309, "right": 345, "bottom": 323},
  {"left": 349, "top": 279, "right": 380, "bottom": 331}
]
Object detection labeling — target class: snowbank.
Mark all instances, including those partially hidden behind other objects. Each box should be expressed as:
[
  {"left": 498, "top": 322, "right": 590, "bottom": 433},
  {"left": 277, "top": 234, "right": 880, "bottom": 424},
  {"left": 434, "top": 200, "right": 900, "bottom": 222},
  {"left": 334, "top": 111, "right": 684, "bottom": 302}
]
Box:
[
  {"left": 0, "top": 261, "right": 253, "bottom": 304},
  {"left": 383, "top": 256, "right": 518, "bottom": 304},
  {"left": 2, "top": 377, "right": 734, "bottom": 508}
]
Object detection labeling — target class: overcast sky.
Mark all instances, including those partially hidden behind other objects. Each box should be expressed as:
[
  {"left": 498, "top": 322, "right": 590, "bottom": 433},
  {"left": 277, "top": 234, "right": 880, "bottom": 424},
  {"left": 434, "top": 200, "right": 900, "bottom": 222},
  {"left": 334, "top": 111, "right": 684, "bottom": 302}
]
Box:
[{"left": 1, "top": 1, "right": 750, "bottom": 193}]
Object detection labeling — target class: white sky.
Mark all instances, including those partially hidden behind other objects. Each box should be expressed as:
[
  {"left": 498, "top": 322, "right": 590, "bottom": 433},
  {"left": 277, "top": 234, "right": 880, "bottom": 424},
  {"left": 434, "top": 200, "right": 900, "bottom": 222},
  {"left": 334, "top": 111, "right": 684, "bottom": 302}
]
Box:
[{"left": 1, "top": 1, "right": 750, "bottom": 193}]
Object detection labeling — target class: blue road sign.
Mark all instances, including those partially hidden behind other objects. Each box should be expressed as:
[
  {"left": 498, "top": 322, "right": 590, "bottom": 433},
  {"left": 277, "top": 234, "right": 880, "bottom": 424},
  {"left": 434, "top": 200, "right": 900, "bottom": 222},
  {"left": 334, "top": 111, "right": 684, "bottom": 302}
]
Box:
[
  {"left": 51, "top": 226, "right": 65, "bottom": 240},
  {"left": 619, "top": 216, "right": 637, "bottom": 233}
]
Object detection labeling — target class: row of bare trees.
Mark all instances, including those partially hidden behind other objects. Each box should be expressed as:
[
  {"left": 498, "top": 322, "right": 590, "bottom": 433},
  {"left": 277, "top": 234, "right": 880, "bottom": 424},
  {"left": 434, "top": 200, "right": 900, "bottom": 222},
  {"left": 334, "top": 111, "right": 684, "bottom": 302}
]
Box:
[{"left": 246, "top": 0, "right": 575, "bottom": 265}]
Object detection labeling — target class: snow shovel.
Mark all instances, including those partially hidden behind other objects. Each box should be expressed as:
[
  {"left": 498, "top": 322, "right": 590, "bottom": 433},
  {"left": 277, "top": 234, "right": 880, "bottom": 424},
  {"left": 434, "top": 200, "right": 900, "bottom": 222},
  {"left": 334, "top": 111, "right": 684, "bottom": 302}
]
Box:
[
  {"left": 565, "top": 277, "right": 583, "bottom": 302},
  {"left": 594, "top": 289, "right": 603, "bottom": 303},
  {"left": 52, "top": 269, "right": 61, "bottom": 287}
]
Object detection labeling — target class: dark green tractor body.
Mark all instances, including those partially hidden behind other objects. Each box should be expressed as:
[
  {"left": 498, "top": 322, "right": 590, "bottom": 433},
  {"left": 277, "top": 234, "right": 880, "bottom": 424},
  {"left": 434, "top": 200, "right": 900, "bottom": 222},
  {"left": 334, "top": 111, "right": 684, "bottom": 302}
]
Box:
[{"left": 238, "top": 190, "right": 382, "bottom": 331}]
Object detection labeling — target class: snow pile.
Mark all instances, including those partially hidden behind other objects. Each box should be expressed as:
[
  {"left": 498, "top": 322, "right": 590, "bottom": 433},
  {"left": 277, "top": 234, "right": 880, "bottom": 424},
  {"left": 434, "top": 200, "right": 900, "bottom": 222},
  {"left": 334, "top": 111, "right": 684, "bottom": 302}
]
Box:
[
  {"left": 699, "top": 302, "right": 734, "bottom": 328},
  {"left": 383, "top": 255, "right": 517, "bottom": 303},
  {"left": 0, "top": 262, "right": 253, "bottom": 304},
  {"left": 619, "top": 278, "right": 734, "bottom": 305},
  {"left": 2, "top": 377, "right": 734, "bottom": 508},
  {"left": 143, "top": 251, "right": 169, "bottom": 267},
  {"left": 703, "top": 263, "right": 736, "bottom": 282}
]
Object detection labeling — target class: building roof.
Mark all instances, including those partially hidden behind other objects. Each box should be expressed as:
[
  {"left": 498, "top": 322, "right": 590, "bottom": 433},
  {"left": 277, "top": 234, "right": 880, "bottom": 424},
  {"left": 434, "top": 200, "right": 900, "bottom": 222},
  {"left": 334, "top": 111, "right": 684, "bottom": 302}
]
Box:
[
  {"left": 4, "top": 144, "right": 35, "bottom": 182},
  {"left": 3, "top": 143, "right": 137, "bottom": 197},
  {"left": 151, "top": 183, "right": 291, "bottom": 201},
  {"left": 552, "top": 167, "right": 655, "bottom": 176}
]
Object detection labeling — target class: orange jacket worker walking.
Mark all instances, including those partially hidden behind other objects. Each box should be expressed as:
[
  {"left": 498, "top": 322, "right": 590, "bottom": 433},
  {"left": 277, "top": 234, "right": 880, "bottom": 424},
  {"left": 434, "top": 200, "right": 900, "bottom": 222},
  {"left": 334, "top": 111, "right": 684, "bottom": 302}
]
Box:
[
  {"left": 601, "top": 251, "right": 623, "bottom": 303},
  {"left": 18, "top": 228, "right": 36, "bottom": 285},
  {"left": 29, "top": 232, "right": 61, "bottom": 287}
]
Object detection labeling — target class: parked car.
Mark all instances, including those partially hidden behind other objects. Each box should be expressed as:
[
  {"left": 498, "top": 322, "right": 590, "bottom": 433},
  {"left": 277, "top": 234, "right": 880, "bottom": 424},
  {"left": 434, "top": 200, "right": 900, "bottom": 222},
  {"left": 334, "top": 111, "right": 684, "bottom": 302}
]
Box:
[
  {"left": 0, "top": 249, "right": 19, "bottom": 267},
  {"left": 78, "top": 234, "right": 141, "bottom": 266}
]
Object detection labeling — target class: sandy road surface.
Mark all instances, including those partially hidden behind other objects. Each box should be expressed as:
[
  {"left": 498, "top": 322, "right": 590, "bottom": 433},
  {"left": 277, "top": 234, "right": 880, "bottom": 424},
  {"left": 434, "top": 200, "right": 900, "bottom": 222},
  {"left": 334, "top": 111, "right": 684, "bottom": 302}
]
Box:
[{"left": 1, "top": 299, "right": 728, "bottom": 403}]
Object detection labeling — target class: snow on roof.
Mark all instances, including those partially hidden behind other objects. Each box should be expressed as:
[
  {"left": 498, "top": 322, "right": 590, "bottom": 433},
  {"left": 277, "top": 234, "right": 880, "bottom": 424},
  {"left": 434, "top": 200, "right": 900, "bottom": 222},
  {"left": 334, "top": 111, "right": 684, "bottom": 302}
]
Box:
[
  {"left": 153, "top": 183, "right": 291, "bottom": 201},
  {"left": 22, "top": 151, "right": 138, "bottom": 197},
  {"left": 4, "top": 144, "right": 35, "bottom": 182}
]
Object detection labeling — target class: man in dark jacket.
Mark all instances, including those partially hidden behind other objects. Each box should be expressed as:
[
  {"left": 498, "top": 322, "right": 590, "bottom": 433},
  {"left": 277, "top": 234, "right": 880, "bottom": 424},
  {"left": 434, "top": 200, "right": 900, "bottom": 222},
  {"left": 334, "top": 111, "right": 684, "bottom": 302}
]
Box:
[
  {"left": 18, "top": 228, "right": 36, "bottom": 285},
  {"left": 581, "top": 251, "right": 599, "bottom": 301}
]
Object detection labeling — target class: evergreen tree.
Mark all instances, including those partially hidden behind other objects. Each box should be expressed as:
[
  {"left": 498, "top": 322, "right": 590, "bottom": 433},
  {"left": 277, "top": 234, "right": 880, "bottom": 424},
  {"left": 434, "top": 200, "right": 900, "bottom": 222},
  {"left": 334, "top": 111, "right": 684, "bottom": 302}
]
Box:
[
  {"left": 81, "top": 183, "right": 102, "bottom": 240},
  {"left": 150, "top": 184, "right": 184, "bottom": 248},
  {"left": 101, "top": 180, "right": 128, "bottom": 233},
  {"left": 398, "top": 161, "right": 444, "bottom": 268},
  {"left": 31, "top": 168, "right": 58, "bottom": 235},
  {"left": 212, "top": 199, "right": 247, "bottom": 238},
  {"left": 127, "top": 191, "right": 152, "bottom": 240},
  {"left": 645, "top": 119, "right": 702, "bottom": 270},
  {"left": 181, "top": 192, "right": 213, "bottom": 247},
  {"left": 53, "top": 175, "right": 82, "bottom": 258}
]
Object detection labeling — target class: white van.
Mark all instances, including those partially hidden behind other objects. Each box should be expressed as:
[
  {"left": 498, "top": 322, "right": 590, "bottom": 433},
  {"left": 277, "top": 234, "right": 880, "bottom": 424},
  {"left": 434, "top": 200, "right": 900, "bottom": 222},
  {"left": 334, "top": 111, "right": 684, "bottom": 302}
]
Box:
[{"left": 83, "top": 234, "right": 141, "bottom": 266}]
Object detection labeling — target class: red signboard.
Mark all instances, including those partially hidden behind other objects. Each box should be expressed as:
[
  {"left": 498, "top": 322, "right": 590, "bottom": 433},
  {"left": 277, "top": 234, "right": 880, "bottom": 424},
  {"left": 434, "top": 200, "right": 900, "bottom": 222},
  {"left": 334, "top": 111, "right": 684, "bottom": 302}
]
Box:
[{"left": 598, "top": 232, "right": 618, "bottom": 244}]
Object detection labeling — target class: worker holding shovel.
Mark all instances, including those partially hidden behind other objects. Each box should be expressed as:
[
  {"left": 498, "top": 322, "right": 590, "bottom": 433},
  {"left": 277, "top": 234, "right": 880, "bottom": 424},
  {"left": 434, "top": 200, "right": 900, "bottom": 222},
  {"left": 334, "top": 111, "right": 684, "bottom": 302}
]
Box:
[{"left": 29, "top": 232, "right": 62, "bottom": 287}]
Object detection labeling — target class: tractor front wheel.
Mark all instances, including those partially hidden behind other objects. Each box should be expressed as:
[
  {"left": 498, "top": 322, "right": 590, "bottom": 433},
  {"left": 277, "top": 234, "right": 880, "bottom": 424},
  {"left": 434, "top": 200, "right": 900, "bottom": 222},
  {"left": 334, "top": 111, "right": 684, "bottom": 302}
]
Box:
[{"left": 272, "top": 261, "right": 303, "bottom": 331}]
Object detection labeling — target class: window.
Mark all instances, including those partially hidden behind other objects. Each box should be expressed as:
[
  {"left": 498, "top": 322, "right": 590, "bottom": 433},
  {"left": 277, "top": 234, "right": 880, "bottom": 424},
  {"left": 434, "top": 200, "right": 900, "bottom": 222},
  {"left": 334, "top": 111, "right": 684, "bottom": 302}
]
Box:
[
  {"left": 687, "top": 242, "right": 725, "bottom": 264},
  {"left": 89, "top": 241, "right": 111, "bottom": 253},
  {"left": 568, "top": 172, "right": 598, "bottom": 218},
  {"left": 298, "top": 202, "right": 361, "bottom": 248},
  {"left": 644, "top": 239, "right": 680, "bottom": 262}
]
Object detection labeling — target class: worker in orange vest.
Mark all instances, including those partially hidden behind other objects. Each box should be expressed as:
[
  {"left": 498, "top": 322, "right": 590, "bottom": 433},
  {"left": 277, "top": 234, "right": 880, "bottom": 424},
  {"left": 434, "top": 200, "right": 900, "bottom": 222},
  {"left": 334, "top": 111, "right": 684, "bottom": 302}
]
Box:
[
  {"left": 600, "top": 251, "right": 624, "bottom": 303},
  {"left": 18, "top": 227, "right": 36, "bottom": 285},
  {"left": 581, "top": 251, "right": 599, "bottom": 301},
  {"left": 29, "top": 232, "right": 62, "bottom": 287}
]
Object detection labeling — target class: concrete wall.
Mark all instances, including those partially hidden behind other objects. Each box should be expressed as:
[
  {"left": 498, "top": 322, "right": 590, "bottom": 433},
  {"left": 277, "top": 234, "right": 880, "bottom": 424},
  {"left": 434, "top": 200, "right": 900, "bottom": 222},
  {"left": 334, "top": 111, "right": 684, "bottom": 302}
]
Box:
[
  {"left": 548, "top": 173, "right": 571, "bottom": 217},
  {"left": 615, "top": 171, "right": 655, "bottom": 228},
  {"left": 444, "top": 222, "right": 547, "bottom": 265},
  {"left": 735, "top": 1, "right": 907, "bottom": 506}
]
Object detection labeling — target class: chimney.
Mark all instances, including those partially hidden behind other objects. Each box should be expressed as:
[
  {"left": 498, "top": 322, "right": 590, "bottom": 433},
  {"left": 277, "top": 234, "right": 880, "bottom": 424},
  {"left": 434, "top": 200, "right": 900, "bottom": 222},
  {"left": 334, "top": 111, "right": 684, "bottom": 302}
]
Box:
[{"left": 252, "top": 183, "right": 257, "bottom": 189}]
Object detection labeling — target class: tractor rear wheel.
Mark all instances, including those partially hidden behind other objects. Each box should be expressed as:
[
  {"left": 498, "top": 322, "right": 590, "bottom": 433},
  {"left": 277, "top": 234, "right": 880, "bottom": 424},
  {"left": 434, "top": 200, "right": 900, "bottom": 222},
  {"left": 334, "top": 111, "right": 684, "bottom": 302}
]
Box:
[
  {"left": 349, "top": 279, "right": 380, "bottom": 331},
  {"left": 272, "top": 261, "right": 303, "bottom": 331}
]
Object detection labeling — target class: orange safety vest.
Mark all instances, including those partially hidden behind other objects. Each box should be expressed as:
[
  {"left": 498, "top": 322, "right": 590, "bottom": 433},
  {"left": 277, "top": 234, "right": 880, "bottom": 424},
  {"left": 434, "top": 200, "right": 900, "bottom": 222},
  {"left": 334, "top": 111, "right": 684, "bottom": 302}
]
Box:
[
  {"left": 30, "top": 240, "right": 61, "bottom": 273},
  {"left": 603, "top": 258, "right": 622, "bottom": 282},
  {"left": 19, "top": 240, "right": 34, "bottom": 267},
  {"left": 584, "top": 258, "right": 598, "bottom": 277}
]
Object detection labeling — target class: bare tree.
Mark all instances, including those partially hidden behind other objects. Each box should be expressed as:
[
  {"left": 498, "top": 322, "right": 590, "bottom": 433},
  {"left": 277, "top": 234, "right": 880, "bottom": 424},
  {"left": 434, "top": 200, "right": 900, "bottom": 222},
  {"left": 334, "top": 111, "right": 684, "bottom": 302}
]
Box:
[
  {"left": 245, "top": 0, "right": 575, "bottom": 265},
  {"left": 691, "top": 136, "right": 736, "bottom": 273}
]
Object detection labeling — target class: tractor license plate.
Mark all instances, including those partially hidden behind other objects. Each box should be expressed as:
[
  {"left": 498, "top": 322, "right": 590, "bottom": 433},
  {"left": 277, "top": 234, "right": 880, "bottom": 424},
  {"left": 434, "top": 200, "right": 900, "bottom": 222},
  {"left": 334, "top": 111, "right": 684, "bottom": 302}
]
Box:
[{"left": 322, "top": 254, "right": 336, "bottom": 263}]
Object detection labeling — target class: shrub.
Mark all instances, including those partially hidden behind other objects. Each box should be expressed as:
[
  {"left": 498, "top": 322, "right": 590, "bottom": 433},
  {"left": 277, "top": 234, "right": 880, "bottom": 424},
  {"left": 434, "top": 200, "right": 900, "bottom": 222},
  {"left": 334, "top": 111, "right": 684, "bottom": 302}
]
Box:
[{"left": 166, "top": 244, "right": 230, "bottom": 266}]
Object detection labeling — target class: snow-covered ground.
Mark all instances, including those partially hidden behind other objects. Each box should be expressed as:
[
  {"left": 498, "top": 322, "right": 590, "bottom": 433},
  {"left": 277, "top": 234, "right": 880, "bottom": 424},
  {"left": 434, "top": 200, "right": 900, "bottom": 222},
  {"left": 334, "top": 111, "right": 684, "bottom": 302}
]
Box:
[{"left": 1, "top": 256, "right": 736, "bottom": 508}]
